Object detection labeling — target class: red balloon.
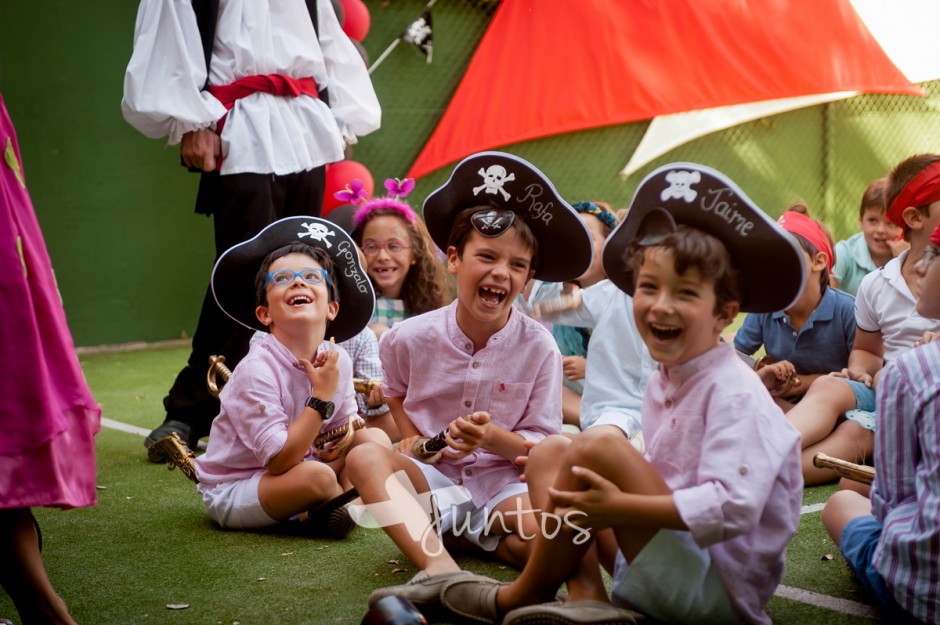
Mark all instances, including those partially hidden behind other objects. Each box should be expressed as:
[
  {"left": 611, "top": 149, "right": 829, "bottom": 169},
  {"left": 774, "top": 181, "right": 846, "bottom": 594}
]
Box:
[
  {"left": 323, "top": 160, "right": 374, "bottom": 214},
  {"left": 339, "top": 0, "right": 370, "bottom": 42}
]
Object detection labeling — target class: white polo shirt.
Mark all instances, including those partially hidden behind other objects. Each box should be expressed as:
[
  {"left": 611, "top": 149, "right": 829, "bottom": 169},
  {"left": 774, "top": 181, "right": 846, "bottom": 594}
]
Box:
[{"left": 855, "top": 251, "right": 940, "bottom": 360}]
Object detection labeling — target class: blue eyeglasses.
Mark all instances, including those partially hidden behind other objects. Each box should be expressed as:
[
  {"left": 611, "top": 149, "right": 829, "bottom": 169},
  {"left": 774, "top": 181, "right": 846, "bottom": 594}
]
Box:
[{"left": 263, "top": 267, "right": 332, "bottom": 289}]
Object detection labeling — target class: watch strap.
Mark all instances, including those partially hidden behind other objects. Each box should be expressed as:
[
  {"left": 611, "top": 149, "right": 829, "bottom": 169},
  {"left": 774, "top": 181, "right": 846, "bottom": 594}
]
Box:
[{"left": 305, "top": 396, "right": 334, "bottom": 417}]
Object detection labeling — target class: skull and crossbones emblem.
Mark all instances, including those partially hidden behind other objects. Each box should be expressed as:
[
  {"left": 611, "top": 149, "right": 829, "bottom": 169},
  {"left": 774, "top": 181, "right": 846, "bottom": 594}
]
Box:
[
  {"left": 661, "top": 170, "right": 701, "bottom": 203},
  {"left": 298, "top": 222, "right": 335, "bottom": 248},
  {"left": 404, "top": 17, "right": 431, "bottom": 47},
  {"left": 473, "top": 165, "right": 515, "bottom": 201}
]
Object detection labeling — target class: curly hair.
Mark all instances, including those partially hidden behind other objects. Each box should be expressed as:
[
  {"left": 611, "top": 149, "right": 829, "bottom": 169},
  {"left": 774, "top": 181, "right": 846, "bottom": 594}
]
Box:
[{"left": 354, "top": 208, "right": 452, "bottom": 316}]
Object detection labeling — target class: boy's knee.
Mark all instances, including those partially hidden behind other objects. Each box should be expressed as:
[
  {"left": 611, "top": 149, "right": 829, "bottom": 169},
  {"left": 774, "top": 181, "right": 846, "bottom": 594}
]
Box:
[
  {"left": 345, "top": 441, "right": 375, "bottom": 467},
  {"left": 834, "top": 419, "right": 874, "bottom": 447},
  {"left": 821, "top": 489, "right": 867, "bottom": 542},
  {"left": 806, "top": 375, "right": 859, "bottom": 408},
  {"left": 807, "top": 375, "right": 854, "bottom": 398},
  {"left": 528, "top": 435, "right": 569, "bottom": 463},
  {"left": 362, "top": 427, "right": 392, "bottom": 448},
  {"left": 344, "top": 441, "right": 392, "bottom": 480},
  {"left": 306, "top": 463, "right": 341, "bottom": 494},
  {"left": 568, "top": 426, "right": 624, "bottom": 463},
  {"left": 525, "top": 435, "right": 570, "bottom": 481}
]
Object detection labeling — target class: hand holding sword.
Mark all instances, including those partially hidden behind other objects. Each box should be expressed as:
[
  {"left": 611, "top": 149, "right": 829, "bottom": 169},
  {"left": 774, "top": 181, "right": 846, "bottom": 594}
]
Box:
[{"left": 410, "top": 411, "right": 491, "bottom": 463}]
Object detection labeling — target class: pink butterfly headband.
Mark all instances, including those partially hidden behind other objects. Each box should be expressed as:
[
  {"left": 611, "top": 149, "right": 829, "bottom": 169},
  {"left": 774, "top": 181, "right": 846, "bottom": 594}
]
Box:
[{"left": 346, "top": 178, "right": 419, "bottom": 229}]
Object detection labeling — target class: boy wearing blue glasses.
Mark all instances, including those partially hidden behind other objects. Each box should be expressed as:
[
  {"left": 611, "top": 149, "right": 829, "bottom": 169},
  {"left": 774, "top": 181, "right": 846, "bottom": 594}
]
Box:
[
  {"left": 193, "top": 216, "right": 389, "bottom": 536},
  {"left": 343, "top": 152, "right": 594, "bottom": 613}
]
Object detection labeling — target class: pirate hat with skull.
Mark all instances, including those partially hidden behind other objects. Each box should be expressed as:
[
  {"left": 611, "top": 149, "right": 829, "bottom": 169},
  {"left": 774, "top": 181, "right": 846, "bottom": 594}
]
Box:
[
  {"left": 423, "top": 151, "right": 593, "bottom": 282},
  {"left": 211, "top": 216, "right": 375, "bottom": 342},
  {"left": 602, "top": 162, "right": 805, "bottom": 313}
]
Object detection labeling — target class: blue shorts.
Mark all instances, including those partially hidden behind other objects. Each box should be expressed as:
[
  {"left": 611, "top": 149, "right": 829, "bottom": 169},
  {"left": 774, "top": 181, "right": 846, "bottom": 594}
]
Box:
[
  {"left": 841, "top": 516, "right": 915, "bottom": 622},
  {"left": 844, "top": 379, "right": 876, "bottom": 412}
]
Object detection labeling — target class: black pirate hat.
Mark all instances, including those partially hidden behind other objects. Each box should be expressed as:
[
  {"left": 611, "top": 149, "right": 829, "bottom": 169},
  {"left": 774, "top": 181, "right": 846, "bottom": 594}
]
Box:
[
  {"left": 602, "top": 163, "right": 805, "bottom": 313},
  {"left": 212, "top": 216, "right": 375, "bottom": 343},
  {"left": 423, "top": 151, "right": 593, "bottom": 282}
]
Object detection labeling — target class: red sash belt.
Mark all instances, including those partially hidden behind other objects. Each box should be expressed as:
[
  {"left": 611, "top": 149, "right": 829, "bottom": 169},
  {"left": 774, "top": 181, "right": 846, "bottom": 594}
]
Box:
[{"left": 206, "top": 74, "right": 319, "bottom": 168}]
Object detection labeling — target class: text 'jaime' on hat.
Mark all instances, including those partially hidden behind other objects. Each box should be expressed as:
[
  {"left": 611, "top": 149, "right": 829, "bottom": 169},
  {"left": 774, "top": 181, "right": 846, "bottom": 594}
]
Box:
[
  {"left": 602, "top": 162, "right": 806, "bottom": 313},
  {"left": 211, "top": 216, "right": 375, "bottom": 343},
  {"left": 422, "top": 151, "right": 593, "bottom": 282}
]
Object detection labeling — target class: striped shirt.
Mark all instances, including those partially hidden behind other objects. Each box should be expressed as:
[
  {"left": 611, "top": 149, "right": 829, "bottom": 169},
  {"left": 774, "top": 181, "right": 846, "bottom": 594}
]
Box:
[
  {"left": 338, "top": 328, "right": 390, "bottom": 419},
  {"left": 871, "top": 340, "right": 940, "bottom": 624}
]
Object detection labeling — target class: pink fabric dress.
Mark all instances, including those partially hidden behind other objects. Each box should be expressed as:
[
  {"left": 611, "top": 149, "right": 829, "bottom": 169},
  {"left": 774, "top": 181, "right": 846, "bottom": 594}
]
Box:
[{"left": 0, "top": 94, "right": 101, "bottom": 510}]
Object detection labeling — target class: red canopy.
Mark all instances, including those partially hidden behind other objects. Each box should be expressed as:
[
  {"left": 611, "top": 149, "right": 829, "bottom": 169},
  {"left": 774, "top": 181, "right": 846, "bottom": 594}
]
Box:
[{"left": 407, "top": 0, "right": 920, "bottom": 180}]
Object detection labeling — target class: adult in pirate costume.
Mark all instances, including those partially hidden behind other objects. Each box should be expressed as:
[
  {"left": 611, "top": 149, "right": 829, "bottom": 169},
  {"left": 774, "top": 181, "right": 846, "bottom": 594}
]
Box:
[{"left": 121, "top": 0, "right": 380, "bottom": 461}]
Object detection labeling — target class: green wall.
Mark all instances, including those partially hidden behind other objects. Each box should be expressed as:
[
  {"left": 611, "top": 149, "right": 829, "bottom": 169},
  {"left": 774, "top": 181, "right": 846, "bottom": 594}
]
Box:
[
  {"left": 1, "top": 2, "right": 211, "bottom": 346},
  {"left": 2, "top": 1, "right": 939, "bottom": 347}
]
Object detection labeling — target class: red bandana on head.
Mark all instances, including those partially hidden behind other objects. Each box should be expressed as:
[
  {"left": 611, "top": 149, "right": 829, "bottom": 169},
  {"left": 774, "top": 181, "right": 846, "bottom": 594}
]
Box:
[
  {"left": 887, "top": 161, "right": 940, "bottom": 229},
  {"left": 777, "top": 211, "right": 833, "bottom": 272},
  {"left": 931, "top": 221, "right": 940, "bottom": 246}
]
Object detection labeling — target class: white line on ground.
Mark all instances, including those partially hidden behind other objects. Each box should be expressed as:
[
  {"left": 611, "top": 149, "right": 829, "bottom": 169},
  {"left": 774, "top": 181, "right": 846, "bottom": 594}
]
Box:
[
  {"left": 101, "top": 417, "right": 150, "bottom": 437},
  {"left": 101, "top": 418, "right": 208, "bottom": 449},
  {"left": 801, "top": 502, "right": 826, "bottom": 515},
  {"left": 775, "top": 585, "right": 879, "bottom": 619}
]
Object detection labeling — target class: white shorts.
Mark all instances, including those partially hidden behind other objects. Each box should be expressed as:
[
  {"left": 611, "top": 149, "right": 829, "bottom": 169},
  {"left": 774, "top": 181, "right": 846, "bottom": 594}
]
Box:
[
  {"left": 611, "top": 530, "right": 734, "bottom": 624},
  {"left": 198, "top": 472, "right": 277, "bottom": 530},
  {"left": 409, "top": 458, "right": 529, "bottom": 552}
]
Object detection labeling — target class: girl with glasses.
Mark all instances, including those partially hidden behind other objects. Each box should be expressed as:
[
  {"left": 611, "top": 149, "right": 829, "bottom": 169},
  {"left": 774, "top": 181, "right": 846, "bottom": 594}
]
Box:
[{"left": 348, "top": 178, "right": 452, "bottom": 340}]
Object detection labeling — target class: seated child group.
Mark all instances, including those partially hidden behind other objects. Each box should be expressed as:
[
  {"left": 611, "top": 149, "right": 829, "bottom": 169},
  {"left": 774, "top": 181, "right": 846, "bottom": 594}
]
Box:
[{"left": 178, "top": 151, "right": 940, "bottom": 625}]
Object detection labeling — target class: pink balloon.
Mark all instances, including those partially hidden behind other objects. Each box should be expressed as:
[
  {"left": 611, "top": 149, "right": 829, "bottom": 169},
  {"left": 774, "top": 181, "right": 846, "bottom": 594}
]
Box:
[
  {"left": 339, "top": 0, "right": 370, "bottom": 42},
  {"left": 323, "top": 160, "right": 374, "bottom": 214}
]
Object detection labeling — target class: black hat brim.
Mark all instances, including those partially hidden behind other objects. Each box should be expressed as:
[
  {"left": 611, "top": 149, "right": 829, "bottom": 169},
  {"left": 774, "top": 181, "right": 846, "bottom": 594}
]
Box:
[
  {"left": 211, "top": 216, "right": 375, "bottom": 343},
  {"left": 423, "top": 151, "right": 593, "bottom": 282},
  {"left": 603, "top": 162, "right": 805, "bottom": 313}
]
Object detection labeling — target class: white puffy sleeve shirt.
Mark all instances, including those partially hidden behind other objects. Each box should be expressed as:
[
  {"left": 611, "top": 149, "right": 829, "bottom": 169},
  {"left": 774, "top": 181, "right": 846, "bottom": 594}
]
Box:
[{"left": 122, "top": 0, "right": 381, "bottom": 175}]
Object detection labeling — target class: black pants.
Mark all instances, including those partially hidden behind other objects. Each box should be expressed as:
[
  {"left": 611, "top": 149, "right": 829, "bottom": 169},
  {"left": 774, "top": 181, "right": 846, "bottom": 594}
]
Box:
[{"left": 161, "top": 167, "right": 326, "bottom": 440}]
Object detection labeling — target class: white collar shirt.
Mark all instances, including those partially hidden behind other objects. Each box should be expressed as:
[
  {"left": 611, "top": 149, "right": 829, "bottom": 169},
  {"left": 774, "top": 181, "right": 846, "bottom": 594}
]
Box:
[
  {"left": 380, "top": 301, "right": 563, "bottom": 507},
  {"left": 644, "top": 343, "right": 803, "bottom": 625}
]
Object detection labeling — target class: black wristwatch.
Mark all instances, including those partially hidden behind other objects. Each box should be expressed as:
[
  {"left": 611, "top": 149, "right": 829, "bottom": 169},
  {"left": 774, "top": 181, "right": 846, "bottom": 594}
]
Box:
[{"left": 305, "top": 396, "right": 335, "bottom": 419}]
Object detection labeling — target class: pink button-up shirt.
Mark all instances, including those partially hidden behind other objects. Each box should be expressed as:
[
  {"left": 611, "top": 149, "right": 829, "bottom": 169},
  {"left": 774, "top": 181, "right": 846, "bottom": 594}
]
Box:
[
  {"left": 380, "top": 301, "right": 563, "bottom": 506},
  {"left": 195, "top": 333, "right": 357, "bottom": 489},
  {"left": 643, "top": 343, "right": 803, "bottom": 625}
]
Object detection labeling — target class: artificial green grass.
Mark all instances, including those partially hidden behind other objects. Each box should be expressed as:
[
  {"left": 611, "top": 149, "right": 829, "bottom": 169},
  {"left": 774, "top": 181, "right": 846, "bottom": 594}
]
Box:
[{"left": 0, "top": 344, "right": 877, "bottom": 624}]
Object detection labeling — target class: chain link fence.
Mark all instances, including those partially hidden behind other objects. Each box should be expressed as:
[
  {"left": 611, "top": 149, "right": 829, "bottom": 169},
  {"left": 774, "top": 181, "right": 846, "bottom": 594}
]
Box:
[{"left": 358, "top": 0, "right": 940, "bottom": 245}]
